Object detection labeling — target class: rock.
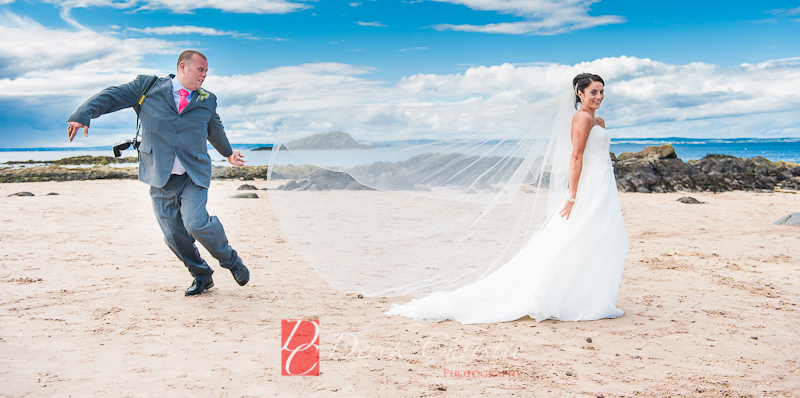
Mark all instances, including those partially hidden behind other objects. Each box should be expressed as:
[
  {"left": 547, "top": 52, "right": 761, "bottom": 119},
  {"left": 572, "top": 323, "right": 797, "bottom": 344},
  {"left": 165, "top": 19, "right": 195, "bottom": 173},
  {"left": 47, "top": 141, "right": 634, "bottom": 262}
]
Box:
[
  {"left": 231, "top": 193, "right": 258, "bottom": 199},
  {"left": 774, "top": 213, "right": 800, "bottom": 227},
  {"left": 677, "top": 196, "right": 704, "bottom": 204},
  {"left": 631, "top": 355, "right": 642, "bottom": 359},
  {"left": 0, "top": 164, "right": 272, "bottom": 183},
  {"left": 282, "top": 180, "right": 305, "bottom": 190},
  {"left": 279, "top": 169, "right": 363, "bottom": 191},
  {"left": 53, "top": 155, "right": 138, "bottom": 165},
  {"left": 8, "top": 191, "right": 34, "bottom": 196},
  {"left": 566, "top": 371, "right": 573, "bottom": 376},
  {"left": 585, "top": 337, "right": 593, "bottom": 343},
  {"left": 211, "top": 165, "right": 270, "bottom": 180},
  {"left": 614, "top": 148, "right": 800, "bottom": 193},
  {"left": 46, "top": 192, "right": 59, "bottom": 195},
  {"left": 436, "top": 384, "right": 447, "bottom": 391},
  {"left": 609, "top": 152, "right": 617, "bottom": 162},
  {"left": 237, "top": 184, "right": 258, "bottom": 190},
  {"left": 0, "top": 165, "right": 138, "bottom": 183},
  {"left": 617, "top": 144, "right": 677, "bottom": 161}
]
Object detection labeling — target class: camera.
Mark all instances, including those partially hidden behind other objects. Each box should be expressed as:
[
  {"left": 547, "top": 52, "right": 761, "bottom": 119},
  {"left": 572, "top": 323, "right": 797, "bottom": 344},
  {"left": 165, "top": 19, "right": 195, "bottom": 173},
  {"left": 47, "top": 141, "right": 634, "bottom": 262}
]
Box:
[{"left": 112, "top": 138, "right": 141, "bottom": 157}]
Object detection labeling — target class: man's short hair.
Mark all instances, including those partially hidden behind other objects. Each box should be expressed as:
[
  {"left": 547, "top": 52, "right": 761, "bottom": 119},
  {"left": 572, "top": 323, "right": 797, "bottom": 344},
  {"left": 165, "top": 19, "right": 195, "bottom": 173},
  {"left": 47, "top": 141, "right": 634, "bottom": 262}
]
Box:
[{"left": 177, "top": 50, "right": 207, "bottom": 69}]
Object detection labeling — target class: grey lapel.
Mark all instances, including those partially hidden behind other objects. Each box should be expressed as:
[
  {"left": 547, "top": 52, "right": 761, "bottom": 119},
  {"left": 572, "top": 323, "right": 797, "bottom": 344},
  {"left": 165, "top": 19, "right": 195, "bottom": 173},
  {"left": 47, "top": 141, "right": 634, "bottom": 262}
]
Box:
[{"left": 159, "top": 78, "right": 179, "bottom": 114}]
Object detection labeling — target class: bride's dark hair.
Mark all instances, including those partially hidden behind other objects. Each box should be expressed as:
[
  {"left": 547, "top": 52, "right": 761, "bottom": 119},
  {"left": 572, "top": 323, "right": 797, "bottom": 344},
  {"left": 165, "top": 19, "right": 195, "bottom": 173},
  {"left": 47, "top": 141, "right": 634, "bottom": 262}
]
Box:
[{"left": 573, "top": 73, "right": 604, "bottom": 109}]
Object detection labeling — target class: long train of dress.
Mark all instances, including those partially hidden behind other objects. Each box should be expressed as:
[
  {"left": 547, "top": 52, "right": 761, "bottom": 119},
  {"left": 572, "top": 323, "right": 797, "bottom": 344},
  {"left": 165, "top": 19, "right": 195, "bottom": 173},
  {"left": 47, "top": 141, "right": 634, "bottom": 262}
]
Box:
[{"left": 385, "top": 125, "right": 628, "bottom": 324}]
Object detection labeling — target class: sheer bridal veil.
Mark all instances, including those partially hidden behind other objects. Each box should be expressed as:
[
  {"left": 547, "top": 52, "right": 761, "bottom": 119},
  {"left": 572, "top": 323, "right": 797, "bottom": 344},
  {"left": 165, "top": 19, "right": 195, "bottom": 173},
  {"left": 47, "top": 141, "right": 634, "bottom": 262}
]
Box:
[{"left": 266, "top": 87, "right": 575, "bottom": 298}]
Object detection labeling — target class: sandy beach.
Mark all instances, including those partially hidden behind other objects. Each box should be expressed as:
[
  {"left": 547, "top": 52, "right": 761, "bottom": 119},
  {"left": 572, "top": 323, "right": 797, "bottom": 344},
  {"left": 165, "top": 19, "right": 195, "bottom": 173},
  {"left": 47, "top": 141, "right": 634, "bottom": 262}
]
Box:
[{"left": 1, "top": 179, "right": 798, "bottom": 397}]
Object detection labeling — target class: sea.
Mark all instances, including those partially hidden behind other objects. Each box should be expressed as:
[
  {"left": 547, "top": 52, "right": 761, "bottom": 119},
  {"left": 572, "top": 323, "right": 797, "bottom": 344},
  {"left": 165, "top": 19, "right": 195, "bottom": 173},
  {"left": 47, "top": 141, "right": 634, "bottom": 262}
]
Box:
[{"left": 1, "top": 138, "right": 798, "bottom": 169}]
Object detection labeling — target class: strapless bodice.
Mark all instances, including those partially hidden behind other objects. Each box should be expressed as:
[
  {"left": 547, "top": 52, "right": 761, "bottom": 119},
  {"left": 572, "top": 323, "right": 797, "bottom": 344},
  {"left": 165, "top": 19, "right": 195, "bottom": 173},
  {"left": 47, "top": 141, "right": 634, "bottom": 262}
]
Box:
[{"left": 583, "top": 125, "right": 611, "bottom": 163}]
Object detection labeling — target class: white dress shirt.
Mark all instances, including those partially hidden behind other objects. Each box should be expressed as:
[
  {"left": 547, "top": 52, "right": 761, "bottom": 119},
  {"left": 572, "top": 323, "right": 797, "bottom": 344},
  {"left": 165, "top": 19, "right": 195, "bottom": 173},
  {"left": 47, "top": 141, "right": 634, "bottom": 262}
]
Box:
[{"left": 169, "top": 77, "right": 193, "bottom": 175}]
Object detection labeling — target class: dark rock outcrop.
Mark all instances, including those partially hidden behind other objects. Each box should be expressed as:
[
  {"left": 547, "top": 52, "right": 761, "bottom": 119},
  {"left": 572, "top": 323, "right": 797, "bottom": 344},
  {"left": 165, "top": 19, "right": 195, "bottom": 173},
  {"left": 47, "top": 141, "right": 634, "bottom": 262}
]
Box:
[
  {"left": 231, "top": 192, "right": 259, "bottom": 199},
  {"left": 0, "top": 165, "right": 139, "bottom": 183},
  {"left": 677, "top": 196, "right": 704, "bottom": 204},
  {"left": 613, "top": 148, "right": 800, "bottom": 193},
  {"left": 237, "top": 184, "right": 258, "bottom": 190},
  {"left": 8, "top": 191, "right": 34, "bottom": 197},
  {"left": 54, "top": 155, "right": 139, "bottom": 165},
  {"left": 617, "top": 145, "right": 678, "bottom": 161},
  {"left": 6, "top": 155, "right": 138, "bottom": 165},
  {"left": 0, "top": 164, "right": 271, "bottom": 183},
  {"left": 212, "top": 166, "right": 270, "bottom": 180}
]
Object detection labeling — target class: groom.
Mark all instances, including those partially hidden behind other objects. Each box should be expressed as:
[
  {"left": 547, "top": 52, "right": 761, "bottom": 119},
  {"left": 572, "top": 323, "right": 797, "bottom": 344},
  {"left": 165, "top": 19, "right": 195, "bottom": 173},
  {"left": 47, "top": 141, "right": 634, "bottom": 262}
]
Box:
[{"left": 66, "top": 50, "right": 250, "bottom": 296}]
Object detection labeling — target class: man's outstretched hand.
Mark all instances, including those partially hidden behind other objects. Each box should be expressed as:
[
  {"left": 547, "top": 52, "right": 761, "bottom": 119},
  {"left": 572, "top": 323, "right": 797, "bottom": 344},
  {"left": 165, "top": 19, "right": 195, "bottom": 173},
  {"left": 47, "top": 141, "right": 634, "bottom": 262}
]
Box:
[
  {"left": 227, "top": 150, "right": 245, "bottom": 166},
  {"left": 67, "top": 121, "right": 88, "bottom": 142}
]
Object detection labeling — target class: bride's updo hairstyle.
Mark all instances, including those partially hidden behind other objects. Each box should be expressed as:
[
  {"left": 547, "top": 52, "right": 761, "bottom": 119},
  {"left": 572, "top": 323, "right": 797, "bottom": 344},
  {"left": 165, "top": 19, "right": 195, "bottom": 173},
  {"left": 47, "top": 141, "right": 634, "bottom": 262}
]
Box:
[{"left": 573, "top": 73, "right": 604, "bottom": 109}]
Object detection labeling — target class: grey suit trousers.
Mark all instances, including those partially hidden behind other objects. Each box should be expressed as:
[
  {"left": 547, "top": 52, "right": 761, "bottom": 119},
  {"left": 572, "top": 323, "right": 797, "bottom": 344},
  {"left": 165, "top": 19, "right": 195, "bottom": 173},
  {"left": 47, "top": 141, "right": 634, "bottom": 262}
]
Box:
[{"left": 150, "top": 173, "right": 237, "bottom": 277}]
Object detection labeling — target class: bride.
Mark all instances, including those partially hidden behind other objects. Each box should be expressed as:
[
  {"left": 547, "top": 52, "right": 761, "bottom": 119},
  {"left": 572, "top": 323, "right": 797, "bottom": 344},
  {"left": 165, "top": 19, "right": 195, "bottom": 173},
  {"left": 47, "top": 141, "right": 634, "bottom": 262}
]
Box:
[{"left": 384, "top": 73, "right": 628, "bottom": 324}]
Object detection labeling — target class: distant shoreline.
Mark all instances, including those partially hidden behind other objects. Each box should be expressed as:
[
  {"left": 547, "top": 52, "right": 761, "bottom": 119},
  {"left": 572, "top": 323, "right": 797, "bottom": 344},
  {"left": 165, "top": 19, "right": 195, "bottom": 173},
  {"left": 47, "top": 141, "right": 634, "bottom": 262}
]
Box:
[
  {"left": 3, "top": 136, "right": 799, "bottom": 151},
  {"left": 2, "top": 148, "right": 798, "bottom": 194},
  {"left": 2, "top": 137, "right": 798, "bottom": 164}
]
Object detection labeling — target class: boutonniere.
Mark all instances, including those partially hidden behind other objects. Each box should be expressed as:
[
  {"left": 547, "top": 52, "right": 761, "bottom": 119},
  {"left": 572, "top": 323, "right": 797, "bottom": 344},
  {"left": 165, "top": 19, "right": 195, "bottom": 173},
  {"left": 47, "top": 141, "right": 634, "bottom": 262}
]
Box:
[{"left": 197, "top": 88, "right": 210, "bottom": 102}]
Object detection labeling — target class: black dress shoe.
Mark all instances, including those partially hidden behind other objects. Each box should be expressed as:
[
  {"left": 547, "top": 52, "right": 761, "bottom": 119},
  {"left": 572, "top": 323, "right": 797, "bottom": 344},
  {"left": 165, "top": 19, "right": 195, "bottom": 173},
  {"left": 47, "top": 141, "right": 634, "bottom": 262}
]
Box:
[
  {"left": 228, "top": 256, "right": 250, "bottom": 286},
  {"left": 185, "top": 276, "right": 214, "bottom": 296}
]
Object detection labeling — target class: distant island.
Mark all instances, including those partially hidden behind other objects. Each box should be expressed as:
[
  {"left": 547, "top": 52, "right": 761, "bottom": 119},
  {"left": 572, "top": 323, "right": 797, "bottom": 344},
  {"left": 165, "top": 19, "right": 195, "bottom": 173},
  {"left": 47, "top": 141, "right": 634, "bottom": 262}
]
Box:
[{"left": 284, "top": 131, "right": 372, "bottom": 150}]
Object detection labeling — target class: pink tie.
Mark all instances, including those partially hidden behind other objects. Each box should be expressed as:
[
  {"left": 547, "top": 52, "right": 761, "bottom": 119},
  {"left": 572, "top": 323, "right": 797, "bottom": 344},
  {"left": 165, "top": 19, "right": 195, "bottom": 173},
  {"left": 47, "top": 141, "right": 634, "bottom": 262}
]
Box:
[{"left": 178, "top": 89, "right": 189, "bottom": 113}]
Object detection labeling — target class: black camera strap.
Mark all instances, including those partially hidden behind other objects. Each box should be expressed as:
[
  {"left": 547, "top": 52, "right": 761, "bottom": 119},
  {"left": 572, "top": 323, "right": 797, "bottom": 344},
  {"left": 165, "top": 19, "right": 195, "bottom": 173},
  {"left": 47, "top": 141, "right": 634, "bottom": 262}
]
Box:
[{"left": 133, "top": 75, "right": 160, "bottom": 148}]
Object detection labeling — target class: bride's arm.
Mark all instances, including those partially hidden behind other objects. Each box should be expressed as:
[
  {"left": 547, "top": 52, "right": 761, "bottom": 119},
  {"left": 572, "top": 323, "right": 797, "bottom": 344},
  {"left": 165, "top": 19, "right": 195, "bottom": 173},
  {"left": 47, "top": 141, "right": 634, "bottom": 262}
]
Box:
[{"left": 559, "top": 113, "right": 593, "bottom": 220}]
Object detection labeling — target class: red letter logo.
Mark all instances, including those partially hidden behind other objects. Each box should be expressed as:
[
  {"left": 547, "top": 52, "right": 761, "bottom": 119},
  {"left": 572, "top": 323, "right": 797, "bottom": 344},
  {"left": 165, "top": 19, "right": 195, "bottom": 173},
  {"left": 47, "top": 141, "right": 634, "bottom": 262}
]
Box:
[{"left": 281, "top": 319, "right": 320, "bottom": 376}]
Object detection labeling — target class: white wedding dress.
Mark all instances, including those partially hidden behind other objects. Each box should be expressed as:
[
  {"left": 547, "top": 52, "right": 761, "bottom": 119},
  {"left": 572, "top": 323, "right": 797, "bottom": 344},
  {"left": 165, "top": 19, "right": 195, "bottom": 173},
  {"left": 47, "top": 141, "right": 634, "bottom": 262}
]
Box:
[{"left": 385, "top": 124, "right": 628, "bottom": 324}]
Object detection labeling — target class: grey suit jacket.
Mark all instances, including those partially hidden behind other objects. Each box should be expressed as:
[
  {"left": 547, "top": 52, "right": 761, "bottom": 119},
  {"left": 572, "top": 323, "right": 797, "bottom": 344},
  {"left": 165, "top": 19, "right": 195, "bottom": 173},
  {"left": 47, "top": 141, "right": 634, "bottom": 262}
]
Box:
[{"left": 68, "top": 74, "right": 233, "bottom": 189}]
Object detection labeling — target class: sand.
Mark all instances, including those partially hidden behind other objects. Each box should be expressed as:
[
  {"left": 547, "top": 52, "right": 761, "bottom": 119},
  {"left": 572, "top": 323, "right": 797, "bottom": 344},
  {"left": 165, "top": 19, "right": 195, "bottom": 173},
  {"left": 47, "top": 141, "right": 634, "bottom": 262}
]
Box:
[{"left": 0, "top": 180, "right": 798, "bottom": 397}]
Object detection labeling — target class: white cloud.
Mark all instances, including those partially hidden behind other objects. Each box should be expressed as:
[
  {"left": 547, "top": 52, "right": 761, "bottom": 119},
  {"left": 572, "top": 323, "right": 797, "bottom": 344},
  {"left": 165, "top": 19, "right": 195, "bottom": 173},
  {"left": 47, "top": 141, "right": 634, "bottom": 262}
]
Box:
[
  {"left": 357, "top": 21, "right": 387, "bottom": 27},
  {"left": 43, "top": 0, "right": 310, "bottom": 15},
  {"left": 202, "top": 56, "right": 800, "bottom": 142},
  {"left": 1, "top": 12, "right": 797, "bottom": 146},
  {"left": 0, "top": 11, "right": 185, "bottom": 146},
  {"left": 130, "top": 25, "right": 246, "bottom": 37},
  {"left": 0, "top": 11, "right": 180, "bottom": 80},
  {"left": 769, "top": 6, "right": 800, "bottom": 16},
  {"left": 398, "top": 47, "right": 428, "bottom": 51},
  {"left": 0, "top": 0, "right": 15, "bottom": 4},
  {"left": 430, "top": 0, "right": 625, "bottom": 35},
  {"left": 349, "top": 2, "right": 361, "bottom": 7},
  {"left": 127, "top": 25, "right": 286, "bottom": 40}
]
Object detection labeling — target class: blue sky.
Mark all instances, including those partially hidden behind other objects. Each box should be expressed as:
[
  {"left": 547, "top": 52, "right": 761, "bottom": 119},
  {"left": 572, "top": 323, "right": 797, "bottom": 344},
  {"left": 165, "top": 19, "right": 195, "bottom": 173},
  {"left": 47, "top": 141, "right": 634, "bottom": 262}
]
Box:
[{"left": 0, "top": 0, "right": 799, "bottom": 147}]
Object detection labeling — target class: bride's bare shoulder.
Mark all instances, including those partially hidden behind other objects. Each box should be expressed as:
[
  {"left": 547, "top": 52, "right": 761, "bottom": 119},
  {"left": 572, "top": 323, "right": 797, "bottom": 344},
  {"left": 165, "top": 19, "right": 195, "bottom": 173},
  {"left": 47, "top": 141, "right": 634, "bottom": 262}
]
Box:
[{"left": 572, "top": 111, "right": 593, "bottom": 127}]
